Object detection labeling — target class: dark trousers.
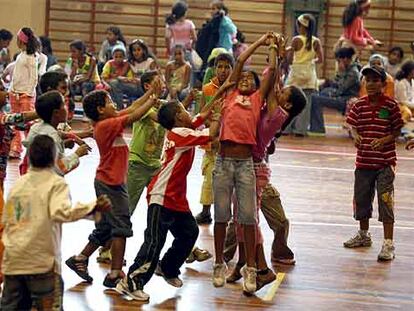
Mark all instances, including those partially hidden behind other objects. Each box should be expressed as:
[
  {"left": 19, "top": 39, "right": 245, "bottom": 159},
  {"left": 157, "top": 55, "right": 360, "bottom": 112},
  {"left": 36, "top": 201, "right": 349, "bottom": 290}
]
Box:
[
  {"left": 1, "top": 271, "right": 64, "bottom": 311},
  {"left": 128, "top": 203, "right": 199, "bottom": 290}
]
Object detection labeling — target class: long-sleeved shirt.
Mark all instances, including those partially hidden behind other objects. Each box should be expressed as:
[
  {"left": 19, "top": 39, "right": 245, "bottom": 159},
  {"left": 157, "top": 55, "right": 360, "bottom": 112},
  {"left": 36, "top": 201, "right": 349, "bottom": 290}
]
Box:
[
  {"left": 395, "top": 79, "right": 414, "bottom": 109},
  {"left": 331, "top": 63, "right": 361, "bottom": 98},
  {"left": 24, "top": 121, "right": 79, "bottom": 175},
  {"left": 2, "top": 168, "right": 96, "bottom": 275},
  {"left": 218, "top": 16, "right": 237, "bottom": 51},
  {"left": 10, "top": 51, "right": 38, "bottom": 96},
  {"left": 343, "top": 16, "right": 374, "bottom": 47}
]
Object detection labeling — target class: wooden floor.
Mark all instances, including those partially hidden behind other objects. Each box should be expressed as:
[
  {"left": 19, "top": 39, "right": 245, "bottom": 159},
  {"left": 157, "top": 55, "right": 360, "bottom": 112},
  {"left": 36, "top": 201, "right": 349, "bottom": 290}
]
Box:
[{"left": 4, "top": 114, "right": 414, "bottom": 311}]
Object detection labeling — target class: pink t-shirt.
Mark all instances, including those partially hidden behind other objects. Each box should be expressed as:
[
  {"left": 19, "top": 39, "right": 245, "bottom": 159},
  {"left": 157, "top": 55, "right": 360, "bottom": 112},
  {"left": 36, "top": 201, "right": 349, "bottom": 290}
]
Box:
[
  {"left": 166, "top": 19, "right": 195, "bottom": 50},
  {"left": 220, "top": 89, "right": 263, "bottom": 145},
  {"left": 343, "top": 16, "right": 374, "bottom": 47},
  {"left": 94, "top": 115, "right": 129, "bottom": 185}
]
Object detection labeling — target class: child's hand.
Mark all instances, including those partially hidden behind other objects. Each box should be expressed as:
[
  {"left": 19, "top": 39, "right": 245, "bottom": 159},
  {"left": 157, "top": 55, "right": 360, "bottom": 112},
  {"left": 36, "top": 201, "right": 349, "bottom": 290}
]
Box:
[
  {"left": 406, "top": 139, "right": 414, "bottom": 150},
  {"left": 259, "top": 32, "right": 274, "bottom": 46},
  {"left": 75, "top": 144, "right": 90, "bottom": 157},
  {"left": 151, "top": 76, "right": 162, "bottom": 97},
  {"left": 353, "top": 133, "right": 362, "bottom": 147},
  {"left": 371, "top": 137, "right": 389, "bottom": 151},
  {"left": 95, "top": 195, "right": 112, "bottom": 213},
  {"left": 64, "top": 139, "right": 75, "bottom": 149}
]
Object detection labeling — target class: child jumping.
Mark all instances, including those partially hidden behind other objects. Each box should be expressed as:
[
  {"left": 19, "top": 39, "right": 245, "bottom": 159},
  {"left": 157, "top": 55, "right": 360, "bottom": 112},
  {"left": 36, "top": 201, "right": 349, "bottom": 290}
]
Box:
[
  {"left": 344, "top": 64, "right": 403, "bottom": 261},
  {"left": 65, "top": 82, "right": 159, "bottom": 287},
  {"left": 1, "top": 134, "right": 111, "bottom": 310}
]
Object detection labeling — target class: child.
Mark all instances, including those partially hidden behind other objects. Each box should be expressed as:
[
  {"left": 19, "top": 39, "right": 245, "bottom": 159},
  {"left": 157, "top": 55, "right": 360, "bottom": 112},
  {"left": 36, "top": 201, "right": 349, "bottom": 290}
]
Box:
[
  {"left": 65, "top": 40, "right": 100, "bottom": 97},
  {"left": 337, "top": 0, "right": 381, "bottom": 57},
  {"left": 233, "top": 30, "right": 251, "bottom": 67},
  {"left": 0, "top": 90, "right": 38, "bottom": 285},
  {"left": 284, "top": 13, "right": 323, "bottom": 137},
  {"left": 98, "top": 26, "right": 126, "bottom": 71},
  {"left": 39, "top": 36, "right": 58, "bottom": 70},
  {"left": 202, "top": 47, "right": 230, "bottom": 85},
  {"left": 359, "top": 54, "right": 394, "bottom": 98},
  {"left": 345, "top": 65, "right": 403, "bottom": 261},
  {"left": 24, "top": 91, "right": 90, "bottom": 176},
  {"left": 101, "top": 45, "right": 134, "bottom": 109},
  {"left": 165, "top": 45, "right": 191, "bottom": 101},
  {"left": 211, "top": 32, "right": 279, "bottom": 294},
  {"left": 115, "top": 97, "right": 223, "bottom": 301},
  {"left": 394, "top": 60, "right": 414, "bottom": 112},
  {"left": 9, "top": 27, "right": 40, "bottom": 158},
  {"left": 210, "top": 1, "right": 237, "bottom": 52},
  {"left": 165, "top": 1, "right": 197, "bottom": 65},
  {"left": 195, "top": 52, "right": 234, "bottom": 224},
  {"left": 384, "top": 46, "right": 404, "bottom": 78},
  {"left": 225, "top": 84, "right": 307, "bottom": 290},
  {"left": 0, "top": 134, "right": 111, "bottom": 310},
  {"left": 310, "top": 47, "right": 360, "bottom": 135},
  {"left": 65, "top": 84, "right": 159, "bottom": 288}
]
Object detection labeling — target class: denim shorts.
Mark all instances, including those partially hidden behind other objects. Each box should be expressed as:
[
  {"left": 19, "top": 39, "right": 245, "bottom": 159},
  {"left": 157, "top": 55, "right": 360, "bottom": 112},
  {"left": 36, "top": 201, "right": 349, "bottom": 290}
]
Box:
[{"left": 212, "top": 156, "right": 257, "bottom": 225}]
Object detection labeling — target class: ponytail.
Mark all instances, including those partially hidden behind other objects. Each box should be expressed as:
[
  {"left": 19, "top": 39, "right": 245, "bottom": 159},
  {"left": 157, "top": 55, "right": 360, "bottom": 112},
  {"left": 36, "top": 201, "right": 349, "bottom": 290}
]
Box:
[
  {"left": 342, "top": 0, "right": 369, "bottom": 27},
  {"left": 297, "top": 14, "right": 315, "bottom": 51},
  {"left": 166, "top": 1, "right": 188, "bottom": 25},
  {"left": 20, "top": 27, "right": 39, "bottom": 55}
]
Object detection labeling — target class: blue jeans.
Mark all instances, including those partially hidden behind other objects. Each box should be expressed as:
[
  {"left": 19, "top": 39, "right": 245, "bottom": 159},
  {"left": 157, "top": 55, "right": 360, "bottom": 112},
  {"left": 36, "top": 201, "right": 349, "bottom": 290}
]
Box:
[
  {"left": 310, "top": 88, "right": 348, "bottom": 133},
  {"left": 212, "top": 156, "right": 257, "bottom": 225},
  {"left": 109, "top": 79, "right": 144, "bottom": 110}
]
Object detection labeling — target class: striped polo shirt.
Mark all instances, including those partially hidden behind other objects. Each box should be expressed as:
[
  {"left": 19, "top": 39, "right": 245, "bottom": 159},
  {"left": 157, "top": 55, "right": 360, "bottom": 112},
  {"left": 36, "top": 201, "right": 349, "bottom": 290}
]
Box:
[{"left": 346, "top": 95, "right": 403, "bottom": 170}]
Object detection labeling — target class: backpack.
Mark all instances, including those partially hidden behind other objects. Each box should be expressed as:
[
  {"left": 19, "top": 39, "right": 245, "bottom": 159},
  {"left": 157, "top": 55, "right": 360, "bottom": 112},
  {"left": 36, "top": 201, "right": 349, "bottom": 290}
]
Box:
[{"left": 195, "top": 14, "right": 222, "bottom": 69}]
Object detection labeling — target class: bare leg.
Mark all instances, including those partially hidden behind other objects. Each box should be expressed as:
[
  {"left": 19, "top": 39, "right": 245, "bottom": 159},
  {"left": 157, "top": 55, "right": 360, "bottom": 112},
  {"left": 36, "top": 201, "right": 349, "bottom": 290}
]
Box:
[
  {"left": 359, "top": 219, "right": 369, "bottom": 231},
  {"left": 214, "top": 222, "right": 227, "bottom": 264},
  {"left": 110, "top": 237, "right": 126, "bottom": 274},
  {"left": 383, "top": 223, "right": 394, "bottom": 240},
  {"left": 243, "top": 224, "right": 256, "bottom": 267}
]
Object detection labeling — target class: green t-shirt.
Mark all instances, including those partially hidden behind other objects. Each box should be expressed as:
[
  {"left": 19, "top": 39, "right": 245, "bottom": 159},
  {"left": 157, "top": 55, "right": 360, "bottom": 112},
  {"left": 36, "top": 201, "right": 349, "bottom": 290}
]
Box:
[{"left": 129, "top": 108, "right": 165, "bottom": 168}]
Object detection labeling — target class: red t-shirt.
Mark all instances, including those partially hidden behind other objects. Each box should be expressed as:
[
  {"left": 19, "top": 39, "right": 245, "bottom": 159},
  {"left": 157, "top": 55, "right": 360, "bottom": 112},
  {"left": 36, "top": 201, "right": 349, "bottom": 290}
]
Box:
[
  {"left": 346, "top": 95, "right": 403, "bottom": 170},
  {"left": 147, "top": 123, "right": 210, "bottom": 213},
  {"left": 94, "top": 115, "right": 129, "bottom": 185}
]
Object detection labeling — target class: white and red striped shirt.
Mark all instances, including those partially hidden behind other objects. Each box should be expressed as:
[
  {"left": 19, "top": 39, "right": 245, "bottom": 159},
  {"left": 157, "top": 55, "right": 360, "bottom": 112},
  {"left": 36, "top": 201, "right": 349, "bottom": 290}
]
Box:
[
  {"left": 346, "top": 95, "right": 403, "bottom": 170},
  {"left": 147, "top": 119, "right": 210, "bottom": 212}
]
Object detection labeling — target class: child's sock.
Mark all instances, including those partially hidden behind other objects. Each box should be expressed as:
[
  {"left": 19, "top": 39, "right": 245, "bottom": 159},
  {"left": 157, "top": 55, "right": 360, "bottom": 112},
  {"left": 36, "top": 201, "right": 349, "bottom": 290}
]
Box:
[
  {"left": 109, "top": 269, "right": 122, "bottom": 278},
  {"left": 76, "top": 254, "right": 88, "bottom": 261}
]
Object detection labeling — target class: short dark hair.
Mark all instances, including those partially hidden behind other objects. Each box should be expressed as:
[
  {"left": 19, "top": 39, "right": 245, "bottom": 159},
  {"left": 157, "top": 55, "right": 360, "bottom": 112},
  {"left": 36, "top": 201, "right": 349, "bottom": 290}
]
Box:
[
  {"left": 335, "top": 47, "right": 355, "bottom": 59},
  {"left": 140, "top": 70, "right": 158, "bottom": 90},
  {"left": 39, "top": 71, "right": 68, "bottom": 94},
  {"left": 214, "top": 53, "right": 234, "bottom": 68},
  {"left": 29, "top": 135, "right": 56, "bottom": 168},
  {"left": 280, "top": 86, "right": 307, "bottom": 134},
  {"left": 389, "top": 46, "right": 404, "bottom": 59},
  {"left": 0, "top": 29, "right": 13, "bottom": 41},
  {"left": 69, "top": 40, "right": 86, "bottom": 54},
  {"left": 35, "top": 91, "right": 64, "bottom": 124},
  {"left": 157, "top": 101, "right": 180, "bottom": 130},
  {"left": 83, "top": 90, "right": 109, "bottom": 121}
]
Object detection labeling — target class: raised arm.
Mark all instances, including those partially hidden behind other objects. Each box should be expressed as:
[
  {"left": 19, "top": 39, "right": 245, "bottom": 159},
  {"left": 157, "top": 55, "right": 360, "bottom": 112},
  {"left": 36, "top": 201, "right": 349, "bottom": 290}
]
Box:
[{"left": 260, "top": 35, "right": 279, "bottom": 99}]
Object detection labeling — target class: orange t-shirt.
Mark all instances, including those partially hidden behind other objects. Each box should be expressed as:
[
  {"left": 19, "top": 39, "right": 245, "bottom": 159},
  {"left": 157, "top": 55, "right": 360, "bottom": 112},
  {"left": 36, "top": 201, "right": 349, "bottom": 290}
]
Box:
[
  {"left": 359, "top": 73, "right": 395, "bottom": 98},
  {"left": 94, "top": 115, "right": 129, "bottom": 185}
]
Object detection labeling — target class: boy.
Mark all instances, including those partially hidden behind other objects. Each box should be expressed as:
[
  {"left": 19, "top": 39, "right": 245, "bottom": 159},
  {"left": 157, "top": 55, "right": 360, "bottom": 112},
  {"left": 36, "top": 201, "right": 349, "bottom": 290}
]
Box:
[
  {"left": 115, "top": 90, "right": 227, "bottom": 301},
  {"left": 25, "top": 91, "right": 90, "bottom": 176},
  {"left": 384, "top": 46, "right": 404, "bottom": 78},
  {"left": 0, "top": 90, "right": 38, "bottom": 285},
  {"left": 345, "top": 65, "right": 403, "bottom": 261},
  {"left": 1, "top": 135, "right": 111, "bottom": 310},
  {"left": 196, "top": 52, "right": 234, "bottom": 224},
  {"left": 66, "top": 82, "right": 159, "bottom": 287}
]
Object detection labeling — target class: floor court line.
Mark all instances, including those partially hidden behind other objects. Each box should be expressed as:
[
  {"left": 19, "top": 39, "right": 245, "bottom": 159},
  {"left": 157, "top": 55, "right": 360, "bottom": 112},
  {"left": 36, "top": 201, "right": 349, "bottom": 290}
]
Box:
[
  {"left": 271, "top": 163, "right": 414, "bottom": 178},
  {"left": 277, "top": 147, "right": 414, "bottom": 161},
  {"left": 261, "top": 273, "right": 286, "bottom": 302}
]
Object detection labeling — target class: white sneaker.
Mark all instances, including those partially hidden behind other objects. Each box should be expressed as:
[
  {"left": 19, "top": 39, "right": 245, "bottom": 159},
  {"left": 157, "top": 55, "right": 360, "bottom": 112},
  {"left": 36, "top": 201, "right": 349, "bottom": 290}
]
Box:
[
  {"left": 377, "top": 240, "right": 395, "bottom": 261},
  {"left": 343, "top": 230, "right": 372, "bottom": 248},
  {"left": 212, "top": 263, "right": 227, "bottom": 287},
  {"left": 114, "top": 277, "right": 150, "bottom": 301},
  {"left": 155, "top": 262, "right": 183, "bottom": 288},
  {"left": 241, "top": 265, "right": 257, "bottom": 293}
]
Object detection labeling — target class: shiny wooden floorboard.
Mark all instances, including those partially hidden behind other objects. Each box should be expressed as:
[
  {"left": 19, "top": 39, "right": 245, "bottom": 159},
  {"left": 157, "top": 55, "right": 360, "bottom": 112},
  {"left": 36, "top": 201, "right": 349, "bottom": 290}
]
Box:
[{"left": 4, "top": 115, "right": 414, "bottom": 311}]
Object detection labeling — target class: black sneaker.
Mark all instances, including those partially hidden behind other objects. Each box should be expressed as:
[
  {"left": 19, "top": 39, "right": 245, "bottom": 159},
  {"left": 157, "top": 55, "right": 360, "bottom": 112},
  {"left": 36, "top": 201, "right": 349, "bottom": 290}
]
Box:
[
  {"left": 65, "top": 256, "right": 93, "bottom": 283},
  {"left": 195, "top": 212, "right": 212, "bottom": 225},
  {"left": 103, "top": 271, "right": 125, "bottom": 288}
]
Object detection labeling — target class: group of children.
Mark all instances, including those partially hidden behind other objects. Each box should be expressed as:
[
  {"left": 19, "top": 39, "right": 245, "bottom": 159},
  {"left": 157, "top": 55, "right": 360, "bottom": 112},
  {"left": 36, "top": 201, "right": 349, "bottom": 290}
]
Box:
[{"left": 0, "top": 0, "right": 412, "bottom": 308}]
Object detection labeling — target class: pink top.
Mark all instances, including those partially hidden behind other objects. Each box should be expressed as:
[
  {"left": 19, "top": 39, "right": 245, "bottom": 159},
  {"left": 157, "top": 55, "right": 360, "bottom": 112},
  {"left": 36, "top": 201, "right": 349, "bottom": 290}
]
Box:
[
  {"left": 220, "top": 89, "right": 263, "bottom": 145},
  {"left": 343, "top": 16, "right": 374, "bottom": 47},
  {"left": 166, "top": 19, "right": 195, "bottom": 51},
  {"left": 252, "top": 106, "right": 289, "bottom": 162}
]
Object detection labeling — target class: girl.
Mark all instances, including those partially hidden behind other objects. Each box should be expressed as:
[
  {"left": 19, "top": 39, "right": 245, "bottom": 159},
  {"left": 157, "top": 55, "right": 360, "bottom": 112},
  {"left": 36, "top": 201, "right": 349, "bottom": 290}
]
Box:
[
  {"left": 9, "top": 27, "right": 40, "bottom": 158},
  {"left": 98, "top": 26, "right": 126, "bottom": 71},
  {"left": 210, "top": 1, "right": 237, "bottom": 53},
  {"left": 101, "top": 45, "right": 134, "bottom": 110},
  {"left": 285, "top": 13, "right": 323, "bottom": 136},
  {"left": 211, "top": 32, "right": 278, "bottom": 294},
  {"left": 165, "top": 1, "right": 197, "bottom": 65},
  {"left": 385, "top": 46, "right": 404, "bottom": 78},
  {"left": 395, "top": 60, "right": 414, "bottom": 113},
  {"left": 65, "top": 40, "right": 100, "bottom": 97},
  {"left": 165, "top": 45, "right": 191, "bottom": 101},
  {"left": 336, "top": 0, "right": 381, "bottom": 57},
  {"left": 39, "top": 36, "right": 58, "bottom": 70}
]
